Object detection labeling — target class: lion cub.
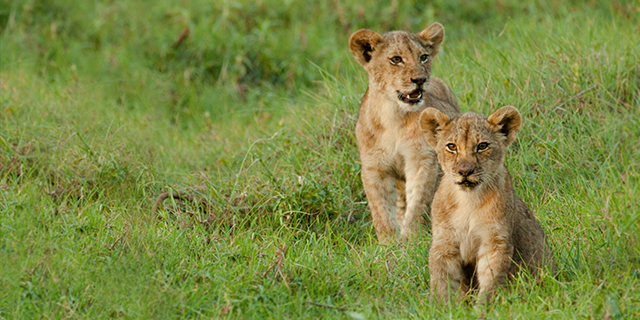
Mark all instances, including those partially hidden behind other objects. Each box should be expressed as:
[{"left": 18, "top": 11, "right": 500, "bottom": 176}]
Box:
[
  {"left": 419, "top": 106, "right": 556, "bottom": 303},
  {"left": 349, "top": 23, "right": 460, "bottom": 244}
]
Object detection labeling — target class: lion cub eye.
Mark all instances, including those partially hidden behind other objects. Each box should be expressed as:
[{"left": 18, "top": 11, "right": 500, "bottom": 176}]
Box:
[
  {"left": 446, "top": 143, "right": 457, "bottom": 152},
  {"left": 477, "top": 142, "right": 489, "bottom": 152},
  {"left": 390, "top": 56, "right": 403, "bottom": 65},
  {"left": 420, "top": 54, "right": 429, "bottom": 63}
]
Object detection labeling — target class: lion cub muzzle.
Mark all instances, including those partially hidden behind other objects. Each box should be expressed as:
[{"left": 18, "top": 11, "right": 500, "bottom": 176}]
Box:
[
  {"left": 447, "top": 147, "right": 483, "bottom": 190},
  {"left": 455, "top": 160, "right": 479, "bottom": 189},
  {"left": 397, "top": 76, "right": 428, "bottom": 104}
]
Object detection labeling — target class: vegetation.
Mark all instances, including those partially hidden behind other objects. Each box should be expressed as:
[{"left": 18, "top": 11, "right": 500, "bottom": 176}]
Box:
[{"left": 1, "top": 0, "right": 638, "bottom": 318}]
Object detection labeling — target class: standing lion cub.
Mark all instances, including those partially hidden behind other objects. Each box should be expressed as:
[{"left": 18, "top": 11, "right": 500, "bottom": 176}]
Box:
[
  {"left": 419, "top": 106, "right": 556, "bottom": 304},
  {"left": 349, "top": 23, "right": 460, "bottom": 244}
]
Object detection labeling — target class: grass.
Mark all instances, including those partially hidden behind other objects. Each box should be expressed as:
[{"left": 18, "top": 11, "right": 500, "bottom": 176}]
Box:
[{"left": 1, "top": 0, "right": 639, "bottom": 318}]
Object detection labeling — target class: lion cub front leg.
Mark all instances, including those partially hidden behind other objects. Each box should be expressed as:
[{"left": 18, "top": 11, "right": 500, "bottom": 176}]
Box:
[
  {"left": 400, "top": 153, "right": 438, "bottom": 240},
  {"left": 476, "top": 237, "right": 514, "bottom": 304},
  {"left": 429, "top": 241, "right": 467, "bottom": 303},
  {"left": 361, "top": 167, "right": 398, "bottom": 244},
  {"left": 395, "top": 179, "right": 407, "bottom": 226}
]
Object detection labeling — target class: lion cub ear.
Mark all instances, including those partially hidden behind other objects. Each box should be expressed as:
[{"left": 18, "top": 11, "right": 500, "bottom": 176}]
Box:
[
  {"left": 349, "top": 29, "right": 382, "bottom": 67},
  {"left": 418, "top": 22, "right": 444, "bottom": 56},
  {"left": 486, "top": 106, "right": 522, "bottom": 146},
  {"left": 419, "top": 107, "right": 450, "bottom": 148}
]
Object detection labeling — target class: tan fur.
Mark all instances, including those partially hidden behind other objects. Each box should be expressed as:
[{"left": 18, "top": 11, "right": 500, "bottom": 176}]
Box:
[
  {"left": 349, "top": 23, "right": 460, "bottom": 244},
  {"left": 419, "top": 106, "right": 556, "bottom": 304}
]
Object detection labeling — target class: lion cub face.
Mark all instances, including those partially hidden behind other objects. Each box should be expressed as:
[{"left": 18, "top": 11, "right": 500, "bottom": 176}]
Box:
[
  {"left": 349, "top": 23, "right": 444, "bottom": 111},
  {"left": 419, "top": 106, "right": 522, "bottom": 191}
]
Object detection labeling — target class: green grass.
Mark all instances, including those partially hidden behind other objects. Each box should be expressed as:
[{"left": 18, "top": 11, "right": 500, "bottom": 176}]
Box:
[{"left": 1, "top": 0, "right": 639, "bottom": 318}]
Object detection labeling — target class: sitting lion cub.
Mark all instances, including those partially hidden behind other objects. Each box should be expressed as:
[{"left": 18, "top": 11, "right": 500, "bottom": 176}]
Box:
[
  {"left": 419, "top": 106, "right": 556, "bottom": 303},
  {"left": 349, "top": 23, "right": 460, "bottom": 244}
]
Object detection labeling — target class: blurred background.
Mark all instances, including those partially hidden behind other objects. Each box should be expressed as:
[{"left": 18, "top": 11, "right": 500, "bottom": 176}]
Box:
[{"left": 2, "top": 0, "right": 628, "bottom": 126}]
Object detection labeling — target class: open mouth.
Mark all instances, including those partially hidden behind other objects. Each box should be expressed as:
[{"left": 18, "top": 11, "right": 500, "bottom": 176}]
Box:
[
  {"left": 457, "top": 180, "right": 478, "bottom": 189},
  {"left": 397, "top": 88, "right": 423, "bottom": 104}
]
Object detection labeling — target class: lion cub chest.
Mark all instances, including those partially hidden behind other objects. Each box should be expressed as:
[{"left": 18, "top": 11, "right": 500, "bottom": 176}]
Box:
[
  {"left": 359, "top": 115, "right": 428, "bottom": 169},
  {"left": 447, "top": 188, "right": 502, "bottom": 264}
]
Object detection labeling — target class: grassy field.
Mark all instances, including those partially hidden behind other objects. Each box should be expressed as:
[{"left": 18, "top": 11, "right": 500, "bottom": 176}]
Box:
[{"left": 1, "top": 0, "right": 639, "bottom": 318}]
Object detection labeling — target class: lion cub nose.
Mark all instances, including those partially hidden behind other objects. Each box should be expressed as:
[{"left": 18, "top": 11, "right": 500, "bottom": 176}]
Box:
[
  {"left": 411, "top": 77, "right": 427, "bottom": 86},
  {"left": 457, "top": 163, "right": 475, "bottom": 177}
]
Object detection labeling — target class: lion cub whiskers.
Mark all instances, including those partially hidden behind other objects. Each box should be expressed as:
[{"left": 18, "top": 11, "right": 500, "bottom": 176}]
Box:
[{"left": 419, "top": 106, "right": 557, "bottom": 304}]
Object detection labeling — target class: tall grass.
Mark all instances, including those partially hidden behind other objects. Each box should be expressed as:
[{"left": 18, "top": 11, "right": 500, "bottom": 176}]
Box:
[{"left": 1, "top": 0, "right": 639, "bottom": 318}]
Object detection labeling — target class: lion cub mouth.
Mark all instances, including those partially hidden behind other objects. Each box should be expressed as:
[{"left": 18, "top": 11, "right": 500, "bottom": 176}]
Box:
[
  {"left": 457, "top": 179, "right": 479, "bottom": 190},
  {"left": 397, "top": 88, "right": 424, "bottom": 104}
]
